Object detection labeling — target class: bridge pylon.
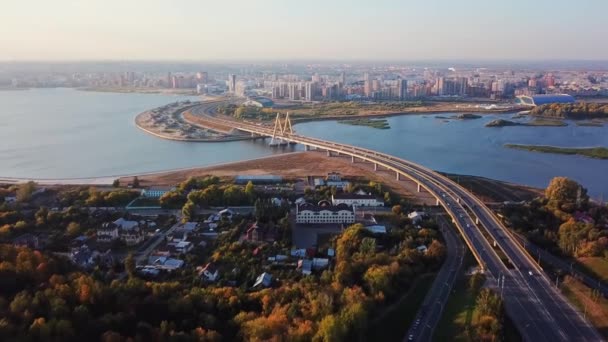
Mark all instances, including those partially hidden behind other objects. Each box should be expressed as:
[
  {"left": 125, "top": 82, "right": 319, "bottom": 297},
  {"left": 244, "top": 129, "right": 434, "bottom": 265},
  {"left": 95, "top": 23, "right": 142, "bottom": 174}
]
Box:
[{"left": 269, "top": 112, "right": 294, "bottom": 147}]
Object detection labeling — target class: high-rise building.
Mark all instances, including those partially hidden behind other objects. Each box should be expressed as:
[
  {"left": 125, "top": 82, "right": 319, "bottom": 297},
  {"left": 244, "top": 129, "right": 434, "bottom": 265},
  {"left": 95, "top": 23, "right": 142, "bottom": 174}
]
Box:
[
  {"left": 166, "top": 72, "right": 172, "bottom": 88},
  {"left": 457, "top": 77, "right": 468, "bottom": 96},
  {"left": 398, "top": 79, "right": 408, "bottom": 100},
  {"left": 228, "top": 74, "right": 236, "bottom": 93},
  {"left": 340, "top": 72, "right": 346, "bottom": 85},
  {"left": 196, "top": 71, "right": 208, "bottom": 84},
  {"left": 305, "top": 82, "right": 315, "bottom": 102},
  {"left": 436, "top": 77, "right": 446, "bottom": 96}
]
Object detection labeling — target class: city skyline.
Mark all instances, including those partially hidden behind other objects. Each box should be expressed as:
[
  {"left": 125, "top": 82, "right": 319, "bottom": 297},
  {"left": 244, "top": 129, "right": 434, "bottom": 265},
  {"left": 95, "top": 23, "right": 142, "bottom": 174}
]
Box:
[{"left": 2, "top": 0, "right": 607, "bottom": 61}]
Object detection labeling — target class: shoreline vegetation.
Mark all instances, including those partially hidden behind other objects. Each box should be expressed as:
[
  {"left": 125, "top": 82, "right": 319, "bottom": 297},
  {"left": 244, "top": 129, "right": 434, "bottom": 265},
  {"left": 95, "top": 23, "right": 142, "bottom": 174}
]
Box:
[
  {"left": 530, "top": 102, "right": 608, "bottom": 120},
  {"left": 338, "top": 118, "right": 390, "bottom": 129},
  {"left": 485, "top": 118, "right": 567, "bottom": 127},
  {"left": 504, "top": 144, "right": 608, "bottom": 159}
]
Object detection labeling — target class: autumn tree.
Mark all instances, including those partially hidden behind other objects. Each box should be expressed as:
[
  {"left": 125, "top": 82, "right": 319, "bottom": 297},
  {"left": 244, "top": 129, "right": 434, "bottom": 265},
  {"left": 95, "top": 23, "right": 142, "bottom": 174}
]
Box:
[
  {"left": 124, "top": 253, "right": 136, "bottom": 278},
  {"left": 545, "top": 177, "right": 588, "bottom": 212},
  {"left": 66, "top": 222, "right": 81, "bottom": 237},
  {"left": 16, "top": 181, "right": 36, "bottom": 202}
]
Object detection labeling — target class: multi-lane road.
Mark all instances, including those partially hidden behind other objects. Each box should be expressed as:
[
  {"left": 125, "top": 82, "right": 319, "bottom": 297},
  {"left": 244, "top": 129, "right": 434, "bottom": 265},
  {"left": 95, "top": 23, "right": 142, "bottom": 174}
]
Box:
[
  {"left": 405, "top": 215, "right": 465, "bottom": 342},
  {"left": 185, "top": 102, "right": 602, "bottom": 341}
]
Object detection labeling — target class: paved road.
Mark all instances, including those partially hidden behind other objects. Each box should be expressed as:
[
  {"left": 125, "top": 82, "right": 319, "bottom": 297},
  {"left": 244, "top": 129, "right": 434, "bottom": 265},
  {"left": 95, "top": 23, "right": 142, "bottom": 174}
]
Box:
[
  {"left": 405, "top": 215, "right": 465, "bottom": 342},
  {"left": 515, "top": 234, "right": 608, "bottom": 298},
  {"left": 187, "top": 102, "right": 602, "bottom": 341}
]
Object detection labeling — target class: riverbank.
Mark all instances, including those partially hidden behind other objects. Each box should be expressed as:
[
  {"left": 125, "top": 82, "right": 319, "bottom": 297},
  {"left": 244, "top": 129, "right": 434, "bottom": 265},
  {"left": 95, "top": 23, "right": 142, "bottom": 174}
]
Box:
[
  {"left": 0, "top": 151, "right": 547, "bottom": 205},
  {"left": 504, "top": 144, "right": 608, "bottom": 159}
]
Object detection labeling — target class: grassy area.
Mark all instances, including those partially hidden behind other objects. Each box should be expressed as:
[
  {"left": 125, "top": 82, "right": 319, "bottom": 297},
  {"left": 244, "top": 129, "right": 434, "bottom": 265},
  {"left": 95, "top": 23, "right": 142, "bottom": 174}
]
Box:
[
  {"left": 288, "top": 101, "right": 425, "bottom": 118},
  {"left": 561, "top": 275, "right": 608, "bottom": 339},
  {"left": 338, "top": 118, "right": 390, "bottom": 129},
  {"left": 433, "top": 274, "right": 479, "bottom": 342},
  {"left": 578, "top": 257, "right": 608, "bottom": 282},
  {"left": 504, "top": 144, "right": 608, "bottom": 159},
  {"left": 366, "top": 273, "right": 437, "bottom": 342},
  {"left": 576, "top": 121, "right": 604, "bottom": 127},
  {"left": 526, "top": 118, "right": 568, "bottom": 126}
]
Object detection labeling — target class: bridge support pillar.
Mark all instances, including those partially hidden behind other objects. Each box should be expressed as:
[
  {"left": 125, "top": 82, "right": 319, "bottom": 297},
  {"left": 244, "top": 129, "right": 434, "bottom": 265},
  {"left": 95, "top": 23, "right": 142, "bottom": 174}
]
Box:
[
  {"left": 436, "top": 198, "right": 440, "bottom": 206},
  {"left": 417, "top": 183, "right": 421, "bottom": 192},
  {"left": 304, "top": 145, "right": 310, "bottom": 151},
  {"left": 373, "top": 163, "right": 378, "bottom": 171},
  {"left": 475, "top": 217, "right": 480, "bottom": 225},
  {"left": 396, "top": 172, "right": 400, "bottom": 181},
  {"left": 456, "top": 198, "right": 460, "bottom": 204},
  {"left": 326, "top": 150, "right": 331, "bottom": 157},
  {"left": 351, "top": 156, "right": 355, "bottom": 163}
]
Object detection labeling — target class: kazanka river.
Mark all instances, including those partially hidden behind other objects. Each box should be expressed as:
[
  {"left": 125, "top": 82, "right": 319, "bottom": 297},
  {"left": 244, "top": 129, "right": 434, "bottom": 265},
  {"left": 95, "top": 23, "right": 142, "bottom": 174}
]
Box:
[{"left": 1, "top": 88, "right": 607, "bottom": 198}]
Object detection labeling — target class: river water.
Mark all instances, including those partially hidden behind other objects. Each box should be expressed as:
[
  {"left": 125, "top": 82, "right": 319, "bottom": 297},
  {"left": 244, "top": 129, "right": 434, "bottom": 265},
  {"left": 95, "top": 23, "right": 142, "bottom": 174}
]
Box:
[{"left": 1, "top": 88, "right": 606, "bottom": 198}]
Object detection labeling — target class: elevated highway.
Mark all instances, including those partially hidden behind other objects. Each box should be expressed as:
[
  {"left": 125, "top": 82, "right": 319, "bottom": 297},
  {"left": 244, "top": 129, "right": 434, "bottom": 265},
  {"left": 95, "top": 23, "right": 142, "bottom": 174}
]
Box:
[{"left": 186, "top": 105, "right": 601, "bottom": 341}]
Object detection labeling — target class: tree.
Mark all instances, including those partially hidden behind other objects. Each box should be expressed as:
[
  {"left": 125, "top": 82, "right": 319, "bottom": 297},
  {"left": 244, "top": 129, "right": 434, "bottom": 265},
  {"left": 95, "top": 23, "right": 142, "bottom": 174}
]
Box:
[
  {"left": 245, "top": 181, "right": 255, "bottom": 200},
  {"left": 391, "top": 205, "right": 402, "bottom": 216},
  {"left": 124, "top": 253, "right": 136, "bottom": 278},
  {"left": 182, "top": 201, "right": 195, "bottom": 223},
  {"left": 66, "top": 222, "right": 81, "bottom": 237},
  {"left": 558, "top": 219, "right": 592, "bottom": 255},
  {"left": 469, "top": 273, "right": 485, "bottom": 293},
  {"left": 545, "top": 177, "right": 588, "bottom": 212},
  {"left": 132, "top": 176, "right": 140, "bottom": 188},
  {"left": 363, "top": 265, "right": 391, "bottom": 295},
  {"left": 16, "top": 181, "right": 36, "bottom": 202},
  {"left": 112, "top": 179, "right": 120, "bottom": 187}
]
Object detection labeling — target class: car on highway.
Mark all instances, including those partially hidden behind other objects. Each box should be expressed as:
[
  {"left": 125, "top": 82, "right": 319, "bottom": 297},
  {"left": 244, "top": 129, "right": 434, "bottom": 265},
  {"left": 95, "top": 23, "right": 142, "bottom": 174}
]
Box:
[
  {"left": 528, "top": 270, "right": 534, "bottom": 276},
  {"left": 408, "top": 334, "right": 414, "bottom": 341}
]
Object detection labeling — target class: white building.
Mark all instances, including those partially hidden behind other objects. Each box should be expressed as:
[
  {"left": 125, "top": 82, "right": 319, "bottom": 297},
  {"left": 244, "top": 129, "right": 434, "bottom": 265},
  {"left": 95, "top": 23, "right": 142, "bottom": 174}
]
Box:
[
  {"left": 295, "top": 203, "right": 356, "bottom": 224},
  {"left": 331, "top": 194, "right": 384, "bottom": 207},
  {"left": 141, "top": 187, "right": 174, "bottom": 198},
  {"left": 408, "top": 211, "right": 427, "bottom": 224},
  {"left": 97, "top": 223, "right": 119, "bottom": 242}
]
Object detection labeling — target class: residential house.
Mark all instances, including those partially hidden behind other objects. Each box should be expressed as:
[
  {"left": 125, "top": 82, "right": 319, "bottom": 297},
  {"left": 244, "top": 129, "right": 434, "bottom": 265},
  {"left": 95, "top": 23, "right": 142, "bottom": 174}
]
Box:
[
  {"left": 197, "top": 262, "right": 219, "bottom": 282},
  {"left": 296, "top": 203, "right": 356, "bottom": 224},
  {"left": 298, "top": 260, "right": 313, "bottom": 275},
  {"left": 13, "top": 233, "right": 42, "bottom": 249},
  {"left": 408, "top": 211, "right": 427, "bottom": 224},
  {"left": 253, "top": 272, "right": 273, "bottom": 288},
  {"left": 365, "top": 225, "right": 387, "bottom": 234},
  {"left": 244, "top": 222, "right": 276, "bottom": 243}
]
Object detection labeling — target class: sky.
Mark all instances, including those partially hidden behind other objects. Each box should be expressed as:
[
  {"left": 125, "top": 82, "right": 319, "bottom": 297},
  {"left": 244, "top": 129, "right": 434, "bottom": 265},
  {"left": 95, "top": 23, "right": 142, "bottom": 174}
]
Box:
[{"left": 1, "top": 0, "right": 606, "bottom": 61}]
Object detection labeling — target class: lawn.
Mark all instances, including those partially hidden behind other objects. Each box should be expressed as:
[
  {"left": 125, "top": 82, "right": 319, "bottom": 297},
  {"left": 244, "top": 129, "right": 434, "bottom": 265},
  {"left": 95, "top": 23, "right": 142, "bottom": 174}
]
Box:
[
  {"left": 578, "top": 257, "right": 608, "bottom": 282},
  {"left": 433, "top": 275, "right": 479, "bottom": 342},
  {"left": 366, "top": 273, "right": 437, "bottom": 342}
]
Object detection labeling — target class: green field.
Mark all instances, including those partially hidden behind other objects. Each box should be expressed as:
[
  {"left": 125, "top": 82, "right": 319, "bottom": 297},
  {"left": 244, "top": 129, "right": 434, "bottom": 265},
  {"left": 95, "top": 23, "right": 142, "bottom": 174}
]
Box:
[
  {"left": 526, "top": 119, "right": 568, "bottom": 126},
  {"left": 504, "top": 144, "right": 608, "bottom": 159},
  {"left": 433, "top": 274, "right": 480, "bottom": 341},
  {"left": 366, "top": 273, "right": 437, "bottom": 342}
]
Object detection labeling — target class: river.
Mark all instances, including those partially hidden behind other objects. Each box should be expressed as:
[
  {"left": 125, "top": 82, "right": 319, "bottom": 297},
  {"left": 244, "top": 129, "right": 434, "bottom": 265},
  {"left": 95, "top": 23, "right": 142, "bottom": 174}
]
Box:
[{"left": 1, "top": 88, "right": 606, "bottom": 198}]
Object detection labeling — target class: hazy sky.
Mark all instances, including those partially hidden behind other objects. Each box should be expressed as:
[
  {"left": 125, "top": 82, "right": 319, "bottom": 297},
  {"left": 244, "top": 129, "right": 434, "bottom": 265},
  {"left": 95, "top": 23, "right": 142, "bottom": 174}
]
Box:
[{"left": 1, "top": 0, "right": 606, "bottom": 61}]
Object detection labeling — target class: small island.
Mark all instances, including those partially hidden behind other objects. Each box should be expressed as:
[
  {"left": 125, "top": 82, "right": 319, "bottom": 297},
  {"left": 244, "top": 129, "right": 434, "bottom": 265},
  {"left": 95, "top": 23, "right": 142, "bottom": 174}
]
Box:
[
  {"left": 505, "top": 144, "right": 608, "bottom": 159},
  {"left": 454, "top": 113, "right": 482, "bottom": 120},
  {"left": 485, "top": 119, "right": 523, "bottom": 127},
  {"left": 338, "top": 118, "right": 390, "bottom": 129},
  {"left": 485, "top": 119, "right": 567, "bottom": 127}
]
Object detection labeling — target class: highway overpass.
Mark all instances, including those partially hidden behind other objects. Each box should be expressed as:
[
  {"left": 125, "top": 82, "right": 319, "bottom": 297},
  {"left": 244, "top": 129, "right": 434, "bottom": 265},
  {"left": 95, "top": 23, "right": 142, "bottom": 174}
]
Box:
[{"left": 186, "top": 105, "right": 601, "bottom": 341}]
